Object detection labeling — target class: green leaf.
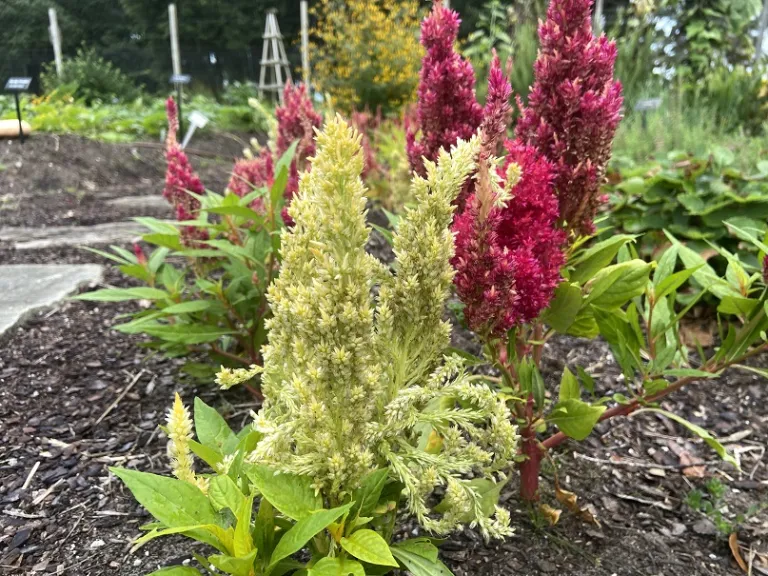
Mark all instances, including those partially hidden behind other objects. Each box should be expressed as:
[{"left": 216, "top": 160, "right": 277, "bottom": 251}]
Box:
[
  {"left": 653, "top": 245, "right": 678, "bottom": 285},
  {"left": 587, "top": 260, "right": 653, "bottom": 308},
  {"left": 162, "top": 300, "right": 213, "bottom": 314},
  {"left": 208, "top": 475, "right": 246, "bottom": 515},
  {"left": 352, "top": 468, "right": 389, "bottom": 517},
  {"left": 73, "top": 287, "right": 168, "bottom": 302},
  {"left": 147, "top": 567, "right": 203, "bottom": 576},
  {"left": 247, "top": 466, "right": 322, "bottom": 521},
  {"left": 634, "top": 409, "right": 738, "bottom": 468},
  {"left": 142, "top": 324, "right": 235, "bottom": 345},
  {"left": 390, "top": 546, "right": 455, "bottom": 576},
  {"left": 269, "top": 503, "right": 354, "bottom": 568},
  {"left": 434, "top": 478, "right": 506, "bottom": 523},
  {"left": 370, "top": 223, "right": 394, "bottom": 246},
  {"left": 188, "top": 439, "right": 223, "bottom": 470},
  {"left": 570, "top": 235, "right": 636, "bottom": 283},
  {"left": 134, "top": 217, "right": 178, "bottom": 234},
  {"left": 577, "top": 366, "right": 595, "bottom": 395},
  {"left": 109, "top": 468, "right": 222, "bottom": 550},
  {"left": 542, "top": 282, "right": 583, "bottom": 333},
  {"left": 558, "top": 367, "right": 580, "bottom": 402},
  {"left": 725, "top": 221, "right": 768, "bottom": 254},
  {"left": 208, "top": 551, "right": 258, "bottom": 576},
  {"left": 547, "top": 399, "right": 607, "bottom": 441},
  {"left": 391, "top": 538, "right": 439, "bottom": 563},
  {"left": 234, "top": 495, "right": 255, "bottom": 556},
  {"left": 340, "top": 529, "right": 398, "bottom": 568},
  {"left": 205, "top": 205, "right": 264, "bottom": 221},
  {"left": 654, "top": 266, "right": 702, "bottom": 302},
  {"left": 194, "top": 398, "right": 238, "bottom": 454},
  {"left": 143, "top": 233, "right": 184, "bottom": 251},
  {"left": 308, "top": 557, "right": 365, "bottom": 576},
  {"left": 664, "top": 231, "right": 740, "bottom": 299},
  {"left": 717, "top": 296, "right": 760, "bottom": 317}
]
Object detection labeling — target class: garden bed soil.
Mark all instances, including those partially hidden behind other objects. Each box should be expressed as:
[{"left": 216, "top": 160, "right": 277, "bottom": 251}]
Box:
[{"left": 1, "top": 135, "right": 767, "bottom": 576}]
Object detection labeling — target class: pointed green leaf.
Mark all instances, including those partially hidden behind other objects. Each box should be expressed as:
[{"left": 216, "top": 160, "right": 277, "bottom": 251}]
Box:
[
  {"left": 208, "top": 475, "right": 246, "bottom": 515},
  {"left": 208, "top": 550, "right": 258, "bottom": 576},
  {"left": 269, "top": 503, "right": 354, "bottom": 568},
  {"left": 340, "top": 529, "right": 398, "bottom": 567},
  {"left": 558, "top": 367, "right": 580, "bottom": 402},
  {"left": 193, "top": 398, "right": 239, "bottom": 454},
  {"left": 247, "top": 466, "right": 322, "bottom": 521},
  {"left": 147, "top": 567, "right": 202, "bottom": 576},
  {"left": 308, "top": 557, "right": 365, "bottom": 576},
  {"left": 234, "top": 495, "right": 255, "bottom": 556},
  {"left": 542, "top": 282, "right": 583, "bottom": 333},
  {"left": 547, "top": 399, "right": 606, "bottom": 441},
  {"left": 390, "top": 546, "right": 455, "bottom": 576}
]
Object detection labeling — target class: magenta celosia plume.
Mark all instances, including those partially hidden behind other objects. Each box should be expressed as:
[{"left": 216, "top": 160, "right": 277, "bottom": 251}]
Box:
[
  {"left": 227, "top": 155, "right": 274, "bottom": 214},
  {"left": 453, "top": 141, "right": 565, "bottom": 336},
  {"left": 516, "top": 0, "right": 623, "bottom": 237},
  {"left": 452, "top": 59, "right": 564, "bottom": 336},
  {"left": 163, "top": 97, "right": 208, "bottom": 244},
  {"left": 406, "top": 1, "right": 482, "bottom": 179}
]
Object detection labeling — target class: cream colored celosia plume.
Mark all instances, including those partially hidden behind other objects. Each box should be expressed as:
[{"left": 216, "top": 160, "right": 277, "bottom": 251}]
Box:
[
  {"left": 249, "top": 116, "right": 518, "bottom": 539},
  {"left": 166, "top": 393, "right": 208, "bottom": 493}
]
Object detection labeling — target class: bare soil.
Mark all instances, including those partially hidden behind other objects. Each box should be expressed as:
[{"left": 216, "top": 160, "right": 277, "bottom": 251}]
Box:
[{"left": 1, "top": 134, "right": 766, "bottom": 576}]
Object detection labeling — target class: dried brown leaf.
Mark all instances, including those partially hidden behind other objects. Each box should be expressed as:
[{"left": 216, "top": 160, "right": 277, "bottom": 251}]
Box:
[
  {"left": 729, "top": 533, "right": 748, "bottom": 573},
  {"left": 539, "top": 503, "right": 562, "bottom": 526}
]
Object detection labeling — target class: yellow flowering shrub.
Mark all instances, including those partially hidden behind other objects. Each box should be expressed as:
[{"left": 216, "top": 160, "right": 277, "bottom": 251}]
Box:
[{"left": 311, "top": 0, "right": 423, "bottom": 112}]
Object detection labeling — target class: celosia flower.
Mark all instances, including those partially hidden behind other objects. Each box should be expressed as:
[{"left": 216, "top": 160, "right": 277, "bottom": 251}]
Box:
[
  {"left": 133, "top": 243, "right": 147, "bottom": 266},
  {"left": 163, "top": 97, "right": 208, "bottom": 245},
  {"left": 406, "top": 1, "right": 483, "bottom": 179},
  {"left": 763, "top": 255, "right": 768, "bottom": 285},
  {"left": 226, "top": 155, "right": 274, "bottom": 213},
  {"left": 276, "top": 83, "right": 323, "bottom": 219},
  {"left": 452, "top": 141, "right": 565, "bottom": 337},
  {"left": 166, "top": 393, "right": 207, "bottom": 493},
  {"left": 515, "top": 0, "right": 623, "bottom": 237},
  {"left": 250, "top": 117, "right": 517, "bottom": 539}
]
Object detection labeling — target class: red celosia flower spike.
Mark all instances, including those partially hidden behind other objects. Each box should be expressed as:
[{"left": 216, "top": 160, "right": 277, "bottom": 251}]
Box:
[
  {"left": 516, "top": 0, "right": 623, "bottom": 237},
  {"left": 452, "top": 141, "right": 565, "bottom": 337},
  {"left": 479, "top": 52, "right": 513, "bottom": 161},
  {"left": 406, "top": 1, "right": 483, "bottom": 178},
  {"left": 163, "top": 97, "right": 208, "bottom": 245}
]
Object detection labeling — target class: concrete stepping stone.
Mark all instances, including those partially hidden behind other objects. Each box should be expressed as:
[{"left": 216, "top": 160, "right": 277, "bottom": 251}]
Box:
[
  {"left": 0, "top": 264, "right": 103, "bottom": 336},
  {"left": 0, "top": 222, "right": 140, "bottom": 250},
  {"left": 107, "top": 195, "right": 169, "bottom": 210}
]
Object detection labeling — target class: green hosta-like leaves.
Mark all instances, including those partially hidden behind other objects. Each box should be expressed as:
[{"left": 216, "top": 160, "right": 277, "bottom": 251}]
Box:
[
  {"left": 547, "top": 399, "right": 607, "bottom": 441},
  {"left": 634, "top": 409, "right": 737, "bottom": 468},
  {"left": 247, "top": 466, "right": 322, "bottom": 521},
  {"left": 340, "top": 529, "right": 399, "bottom": 567},
  {"left": 268, "top": 503, "right": 354, "bottom": 569},
  {"left": 308, "top": 557, "right": 365, "bottom": 576}
]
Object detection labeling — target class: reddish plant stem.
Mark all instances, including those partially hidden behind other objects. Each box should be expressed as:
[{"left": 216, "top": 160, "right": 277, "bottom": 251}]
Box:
[{"left": 518, "top": 395, "right": 541, "bottom": 501}]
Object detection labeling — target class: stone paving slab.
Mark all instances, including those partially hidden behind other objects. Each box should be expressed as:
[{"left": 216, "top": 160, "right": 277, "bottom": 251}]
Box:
[
  {"left": 0, "top": 264, "right": 103, "bottom": 336},
  {"left": 0, "top": 222, "right": 140, "bottom": 250},
  {"left": 106, "top": 195, "right": 169, "bottom": 210}
]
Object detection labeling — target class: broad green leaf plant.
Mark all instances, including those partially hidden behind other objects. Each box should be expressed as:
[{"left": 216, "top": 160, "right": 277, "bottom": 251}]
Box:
[
  {"left": 114, "top": 117, "right": 518, "bottom": 576},
  {"left": 75, "top": 146, "right": 296, "bottom": 388}
]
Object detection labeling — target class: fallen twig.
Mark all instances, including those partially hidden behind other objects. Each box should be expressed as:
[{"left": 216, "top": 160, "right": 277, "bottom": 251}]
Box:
[
  {"left": 93, "top": 369, "right": 145, "bottom": 426},
  {"left": 22, "top": 461, "right": 40, "bottom": 490}
]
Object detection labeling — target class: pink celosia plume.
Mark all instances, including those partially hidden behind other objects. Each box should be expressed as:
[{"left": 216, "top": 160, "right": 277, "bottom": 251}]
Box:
[
  {"left": 515, "top": 0, "right": 623, "bottom": 237},
  {"left": 406, "top": 1, "right": 482, "bottom": 180},
  {"left": 225, "top": 83, "right": 321, "bottom": 226},
  {"left": 163, "top": 97, "right": 208, "bottom": 245}
]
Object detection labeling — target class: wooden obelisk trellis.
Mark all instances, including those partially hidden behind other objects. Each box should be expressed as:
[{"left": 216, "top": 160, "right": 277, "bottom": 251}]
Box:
[{"left": 259, "top": 10, "right": 292, "bottom": 104}]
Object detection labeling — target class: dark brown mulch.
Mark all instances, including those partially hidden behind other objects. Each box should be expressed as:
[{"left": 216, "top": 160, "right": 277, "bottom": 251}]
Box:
[
  {"left": 0, "top": 135, "right": 766, "bottom": 575},
  {"left": 0, "top": 133, "right": 248, "bottom": 229}
]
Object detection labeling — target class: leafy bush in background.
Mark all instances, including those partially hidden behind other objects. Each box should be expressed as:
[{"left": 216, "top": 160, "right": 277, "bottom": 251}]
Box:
[
  {"left": 311, "top": 0, "right": 423, "bottom": 112},
  {"left": 41, "top": 45, "right": 140, "bottom": 105},
  {"left": 606, "top": 149, "right": 768, "bottom": 258}
]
